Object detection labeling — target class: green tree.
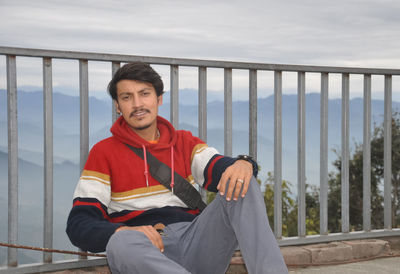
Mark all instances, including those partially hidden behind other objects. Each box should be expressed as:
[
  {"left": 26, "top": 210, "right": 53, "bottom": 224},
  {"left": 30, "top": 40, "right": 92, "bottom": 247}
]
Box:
[
  {"left": 306, "top": 184, "right": 320, "bottom": 235},
  {"left": 371, "top": 111, "right": 400, "bottom": 226},
  {"left": 263, "top": 172, "right": 320, "bottom": 237},
  {"left": 205, "top": 169, "right": 326, "bottom": 237},
  {"left": 263, "top": 173, "right": 296, "bottom": 236},
  {"left": 328, "top": 111, "right": 400, "bottom": 232},
  {"left": 328, "top": 143, "right": 384, "bottom": 232}
]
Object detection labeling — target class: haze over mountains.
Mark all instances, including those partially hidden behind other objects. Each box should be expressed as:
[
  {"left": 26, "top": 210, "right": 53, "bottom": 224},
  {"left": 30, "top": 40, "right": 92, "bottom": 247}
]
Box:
[
  {"left": 1, "top": 88, "right": 398, "bottom": 177},
  {"left": 1, "top": 88, "right": 399, "bottom": 264}
]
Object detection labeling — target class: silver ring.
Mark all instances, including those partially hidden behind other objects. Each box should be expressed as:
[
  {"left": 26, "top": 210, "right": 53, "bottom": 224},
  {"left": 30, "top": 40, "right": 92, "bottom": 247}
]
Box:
[{"left": 237, "top": 179, "right": 244, "bottom": 184}]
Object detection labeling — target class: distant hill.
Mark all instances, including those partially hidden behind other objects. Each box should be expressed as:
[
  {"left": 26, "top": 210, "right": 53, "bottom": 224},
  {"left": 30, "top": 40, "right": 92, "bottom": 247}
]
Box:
[
  {"left": 1, "top": 87, "right": 400, "bottom": 265},
  {"left": 0, "top": 150, "right": 78, "bottom": 264},
  {"left": 0, "top": 88, "right": 113, "bottom": 134},
  {"left": 1, "top": 88, "right": 400, "bottom": 185}
]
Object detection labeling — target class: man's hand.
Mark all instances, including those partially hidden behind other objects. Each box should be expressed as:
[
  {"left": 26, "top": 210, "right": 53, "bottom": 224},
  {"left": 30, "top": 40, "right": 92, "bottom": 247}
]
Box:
[
  {"left": 217, "top": 160, "right": 253, "bottom": 201},
  {"left": 115, "top": 225, "right": 164, "bottom": 252}
]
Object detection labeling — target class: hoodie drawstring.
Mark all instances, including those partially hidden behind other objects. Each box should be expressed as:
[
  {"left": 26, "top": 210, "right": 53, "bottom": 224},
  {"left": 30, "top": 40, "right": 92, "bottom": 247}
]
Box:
[
  {"left": 170, "top": 146, "right": 174, "bottom": 195},
  {"left": 142, "top": 144, "right": 149, "bottom": 187},
  {"left": 142, "top": 144, "right": 175, "bottom": 195}
]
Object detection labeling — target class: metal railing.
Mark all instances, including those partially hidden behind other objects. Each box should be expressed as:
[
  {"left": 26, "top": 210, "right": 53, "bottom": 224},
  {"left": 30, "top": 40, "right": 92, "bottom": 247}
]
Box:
[{"left": 1, "top": 46, "right": 400, "bottom": 273}]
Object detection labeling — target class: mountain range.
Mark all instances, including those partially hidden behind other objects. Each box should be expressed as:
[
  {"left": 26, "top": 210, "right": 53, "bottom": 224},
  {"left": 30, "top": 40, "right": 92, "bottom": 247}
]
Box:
[
  {"left": 1, "top": 88, "right": 399, "bottom": 264},
  {"left": 1, "top": 88, "right": 399, "bottom": 180}
]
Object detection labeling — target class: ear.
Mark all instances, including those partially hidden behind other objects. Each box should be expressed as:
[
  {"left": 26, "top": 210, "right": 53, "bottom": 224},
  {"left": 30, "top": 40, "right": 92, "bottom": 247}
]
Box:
[
  {"left": 114, "top": 100, "right": 121, "bottom": 114},
  {"left": 157, "top": 94, "right": 163, "bottom": 106}
]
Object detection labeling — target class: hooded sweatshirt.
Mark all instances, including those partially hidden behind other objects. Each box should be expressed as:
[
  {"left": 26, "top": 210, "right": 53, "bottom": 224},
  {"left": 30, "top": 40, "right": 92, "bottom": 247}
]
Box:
[{"left": 66, "top": 116, "right": 242, "bottom": 253}]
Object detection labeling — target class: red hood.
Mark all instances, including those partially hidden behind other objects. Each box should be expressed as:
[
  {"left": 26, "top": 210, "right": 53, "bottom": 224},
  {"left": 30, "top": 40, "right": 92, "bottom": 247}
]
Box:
[{"left": 110, "top": 115, "right": 177, "bottom": 149}]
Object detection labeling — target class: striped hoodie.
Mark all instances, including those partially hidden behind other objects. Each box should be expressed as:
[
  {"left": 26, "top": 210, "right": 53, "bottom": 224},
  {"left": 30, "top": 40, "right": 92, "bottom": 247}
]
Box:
[{"left": 66, "top": 115, "right": 238, "bottom": 253}]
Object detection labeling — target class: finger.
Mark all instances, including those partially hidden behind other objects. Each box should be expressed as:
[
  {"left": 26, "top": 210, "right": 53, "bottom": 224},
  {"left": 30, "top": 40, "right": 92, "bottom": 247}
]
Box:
[
  {"left": 154, "top": 233, "right": 164, "bottom": 252},
  {"left": 240, "top": 175, "right": 252, "bottom": 198},
  {"left": 145, "top": 227, "right": 164, "bottom": 252},
  {"left": 225, "top": 175, "right": 238, "bottom": 201},
  {"left": 218, "top": 171, "right": 229, "bottom": 195},
  {"left": 232, "top": 177, "right": 244, "bottom": 201}
]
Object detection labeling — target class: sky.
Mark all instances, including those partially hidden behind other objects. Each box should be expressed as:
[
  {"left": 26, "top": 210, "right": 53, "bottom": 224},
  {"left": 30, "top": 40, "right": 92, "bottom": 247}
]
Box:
[{"left": 0, "top": 0, "right": 400, "bottom": 100}]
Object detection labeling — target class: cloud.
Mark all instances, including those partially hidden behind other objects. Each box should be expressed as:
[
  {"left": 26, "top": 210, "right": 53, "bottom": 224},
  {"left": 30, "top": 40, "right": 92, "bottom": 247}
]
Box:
[
  {"left": 1, "top": 0, "right": 400, "bottom": 100},
  {"left": 1, "top": 0, "right": 400, "bottom": 66}
]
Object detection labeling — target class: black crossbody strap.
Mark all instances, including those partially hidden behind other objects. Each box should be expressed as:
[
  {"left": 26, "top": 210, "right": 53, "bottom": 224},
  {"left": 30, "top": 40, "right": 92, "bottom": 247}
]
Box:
[{"left": 125, "top": 144, "right": 207, "bottom": 211}]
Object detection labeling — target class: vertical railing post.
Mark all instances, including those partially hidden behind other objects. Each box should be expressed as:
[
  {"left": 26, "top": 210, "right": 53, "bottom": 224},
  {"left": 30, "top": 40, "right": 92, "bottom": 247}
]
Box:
[
  {"left": 274, "top": 71, "right": 283, "bottom": 238},
  {"left": 198, "top": 67, "right": 207, "bottom": 142},
  {"left": 341, "top": 73, "right": 350, "bottom": 233},
  {"left": 297, "top": 71, "right": 306, "bottom": 237},
  {"left": 198, "top": 66, "right": 207, "bottom": 201},
  {"left": 79, "top": 60, "right": 89, "bottom": 260},
  {"left": 249, "top": 69, "right": 257, "bottom": 160},
  {"left": 384, "top": 75, "right": 392, "bottom": 229},
  {"left": 320, "top": 72, "right": 329, "bottom": 235},
  {"left": 170, "top": 65, "right": 179, "bottom": 129},
  {"left": 79, "top": 60, "right": 89, "bottom": 172},
  {"left": 111, "top": 62, "right": 121, "bottom": 124},
  {"left": 7, "top": 55, "right": 18, "bottom": 267},
  {"left": 363, "top": 74, "right": 372, "bottom": 232},
  {"left": 43, "top": 57, "right": 53, "bottom": 263},
  {"left": 224, "top": 68, "right": 233, "bottom": 157}
]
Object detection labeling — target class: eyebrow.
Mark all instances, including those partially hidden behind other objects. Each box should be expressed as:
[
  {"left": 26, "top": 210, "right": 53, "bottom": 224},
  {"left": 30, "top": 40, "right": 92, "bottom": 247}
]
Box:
[{"left": 118, "top": 88, "right": 153, "bottom": 96}]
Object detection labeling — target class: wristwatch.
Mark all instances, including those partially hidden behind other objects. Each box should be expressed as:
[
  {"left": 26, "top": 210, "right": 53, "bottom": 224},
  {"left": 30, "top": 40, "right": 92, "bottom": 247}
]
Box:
[{"left": 237, "top": 155, "right": 258, "bottom": 177}]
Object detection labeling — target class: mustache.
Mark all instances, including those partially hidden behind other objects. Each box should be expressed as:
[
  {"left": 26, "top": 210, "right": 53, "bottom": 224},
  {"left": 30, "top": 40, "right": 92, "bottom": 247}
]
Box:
[{"left": 129, "top": 108, "right": 150, "bottom": 118}]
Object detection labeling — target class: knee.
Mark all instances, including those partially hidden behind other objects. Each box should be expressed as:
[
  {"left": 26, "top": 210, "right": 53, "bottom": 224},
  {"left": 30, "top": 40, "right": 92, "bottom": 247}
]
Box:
[
  {"left": 106, "top": 230, "right": 127, "bottom": 261},
  {"left": 106, "top": 230, "right": 152, "bottom": 273},
  {"left": 215, "top": 176, "right": 262, "bottom": 206},
  {"left": 106, "top": 230, "right": 124, "bottom": 256},
  {"left": 106, "top": 230, "right": 148, "bottom": 259}
]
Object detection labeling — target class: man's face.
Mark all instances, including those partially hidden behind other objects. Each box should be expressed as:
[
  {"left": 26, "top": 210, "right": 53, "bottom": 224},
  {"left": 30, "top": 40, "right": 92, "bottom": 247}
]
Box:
[{"left": 115, "top": 79, "right": 163, "bottom": 133}]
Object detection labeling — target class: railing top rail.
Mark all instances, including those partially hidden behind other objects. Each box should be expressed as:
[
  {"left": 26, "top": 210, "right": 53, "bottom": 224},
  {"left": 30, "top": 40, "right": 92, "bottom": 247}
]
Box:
[{"left": 1, "top": 46, "right": 400, "bottom": 75}]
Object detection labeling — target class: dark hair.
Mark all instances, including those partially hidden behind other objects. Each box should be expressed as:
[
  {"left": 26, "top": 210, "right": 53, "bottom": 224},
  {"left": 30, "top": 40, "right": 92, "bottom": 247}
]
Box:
[{"left": 108, "top": 62, "right": 164, "bottom": 100}]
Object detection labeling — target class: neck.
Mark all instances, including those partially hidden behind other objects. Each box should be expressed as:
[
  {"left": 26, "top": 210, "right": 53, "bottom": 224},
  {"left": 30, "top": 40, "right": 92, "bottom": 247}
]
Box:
[{"left": 130, "top": 124, "right": 159, "bottom": 141}]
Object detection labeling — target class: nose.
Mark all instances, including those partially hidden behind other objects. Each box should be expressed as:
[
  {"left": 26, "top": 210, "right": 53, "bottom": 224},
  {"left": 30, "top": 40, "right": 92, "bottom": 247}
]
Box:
[{"left": 131, "top": 94, "right": 143, "bottom": 108}]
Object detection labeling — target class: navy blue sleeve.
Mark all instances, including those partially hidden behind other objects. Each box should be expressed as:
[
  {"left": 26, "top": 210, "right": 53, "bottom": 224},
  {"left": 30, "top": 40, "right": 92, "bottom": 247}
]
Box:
[
  {"left": 203, "top": 155, "right": 258, "bottom": 192},
  {"left": 66, "top": 198, "right": 122, "bottom": 253}
]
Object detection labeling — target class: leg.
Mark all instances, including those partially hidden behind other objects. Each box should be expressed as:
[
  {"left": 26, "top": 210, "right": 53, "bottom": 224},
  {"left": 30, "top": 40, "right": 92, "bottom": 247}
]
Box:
[
  {"left": 225, "top": 177, "right": 288, "bottom": 274},
  {"left": 173, "top": 177, "right": 288, "bottom": 274},
  {"left": 106, "top": 229, "right": 191, "bottom": 274}
]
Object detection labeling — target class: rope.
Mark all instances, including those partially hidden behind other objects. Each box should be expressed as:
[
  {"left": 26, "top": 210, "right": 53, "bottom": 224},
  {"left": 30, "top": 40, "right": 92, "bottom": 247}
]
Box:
[{"left": 0, "top": 242, "right": 106, "bottom": 258}]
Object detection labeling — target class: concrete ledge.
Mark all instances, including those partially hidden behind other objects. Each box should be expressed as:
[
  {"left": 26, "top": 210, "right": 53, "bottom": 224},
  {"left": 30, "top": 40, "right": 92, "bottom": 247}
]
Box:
[
  {"left": 383, "top": 236, "right": 400, "bottom": 251},
  {"left": 343, "top": 239, "right": 391, "bottom": 259},
  {"left": 304, "top": 241, "right": 353, "bottom": 263},
  {"left": 226, "top": 250, "right": 247, "bottom": 274},
  {"left": 281, "top": 246, "right": 311, "bottom": 265},
  {"left": 282, "top": 239, "right": 393, "bottom": 267},
  {"left": 281, "top": 239, "right": 394, "bottom": 267}
]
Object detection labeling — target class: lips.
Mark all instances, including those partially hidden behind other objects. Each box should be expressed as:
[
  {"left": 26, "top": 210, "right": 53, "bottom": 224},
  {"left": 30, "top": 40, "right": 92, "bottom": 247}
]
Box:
[{"left": 130, "top": 109, "right": 150, "bottom": 118}]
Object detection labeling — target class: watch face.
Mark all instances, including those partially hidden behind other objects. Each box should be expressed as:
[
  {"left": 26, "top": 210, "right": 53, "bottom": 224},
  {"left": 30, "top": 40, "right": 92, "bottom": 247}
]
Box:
[
  {"left": 237, "top": 154, "right": 258, "bottom": 176},
  {"left": 239, "top": 155, "right": 252, "bottom": 160}
]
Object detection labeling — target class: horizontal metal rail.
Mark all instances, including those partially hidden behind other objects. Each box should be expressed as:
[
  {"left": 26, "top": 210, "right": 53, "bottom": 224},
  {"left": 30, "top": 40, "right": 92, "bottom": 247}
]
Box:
[
  {"left": 278, "top": 229, "right": 400, "bottom": 247},
  {"left": 1, "top": 46, "right": 400, "bottom": 74}
]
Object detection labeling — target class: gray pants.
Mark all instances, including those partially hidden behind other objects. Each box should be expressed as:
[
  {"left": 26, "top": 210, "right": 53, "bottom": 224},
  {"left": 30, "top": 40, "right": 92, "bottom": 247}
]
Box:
[{"left": 106, "top": 177, "right": 288, "bottom": 274}]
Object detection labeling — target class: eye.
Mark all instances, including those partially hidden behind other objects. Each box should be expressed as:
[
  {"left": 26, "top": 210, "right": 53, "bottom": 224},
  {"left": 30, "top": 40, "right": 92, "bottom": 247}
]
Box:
[{"left": 121, "top": 94, "right": 130, "bottom": 101}]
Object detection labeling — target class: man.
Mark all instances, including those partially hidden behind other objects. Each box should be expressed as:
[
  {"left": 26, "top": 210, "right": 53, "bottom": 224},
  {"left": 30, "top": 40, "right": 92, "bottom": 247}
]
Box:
[{"left": 66, "top": 62, "right": 288, "bottom": 274}]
